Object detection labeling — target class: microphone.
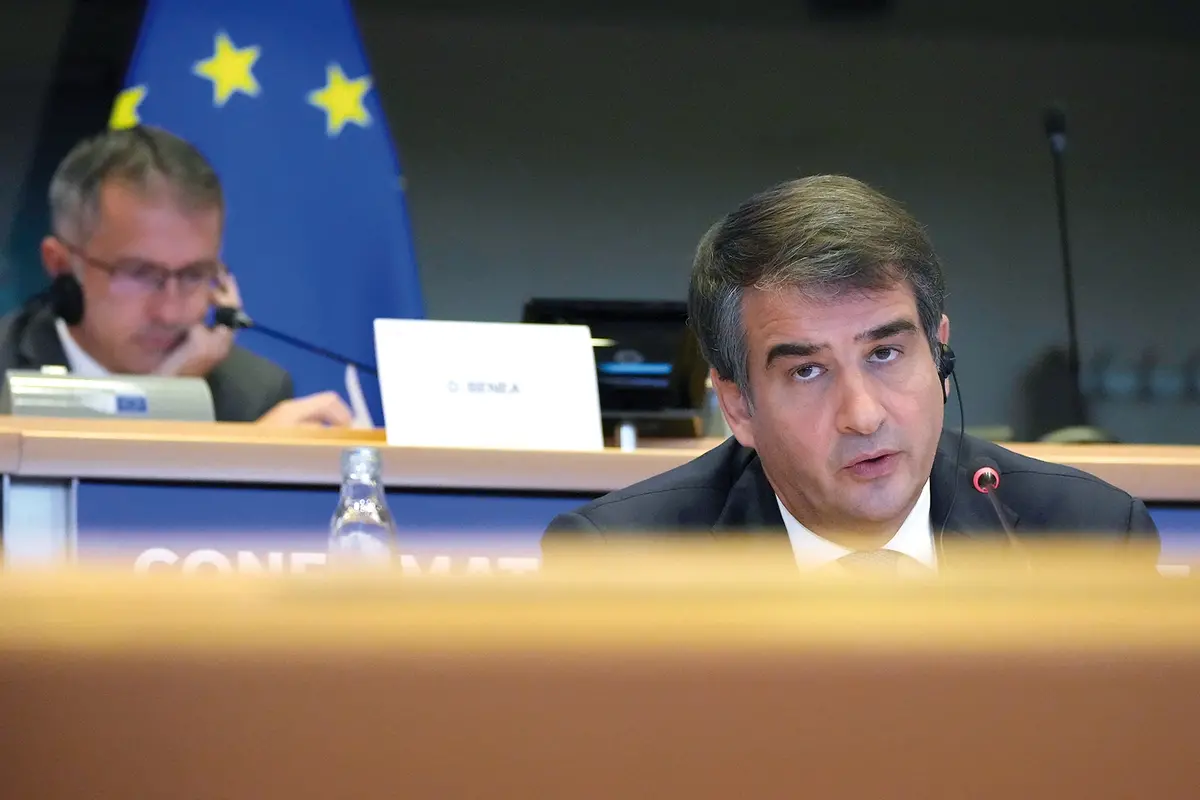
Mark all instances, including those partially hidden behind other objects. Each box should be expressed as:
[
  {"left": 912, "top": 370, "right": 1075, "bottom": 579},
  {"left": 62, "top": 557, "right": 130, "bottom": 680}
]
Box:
[
  {"left": 213, "top": 306, "right": 377, "bottom": 376},
  {"left": 1043, "top": 106, "right": 1066, "bottom": 154},
  {"left": 1043, "top": 105, "right": 1086, "bottom": 426},
  {"left": 213, "top": 306, "right": 252, "bottom": 330},
  {"left": 972, "top": 460, "right": 1019, "bottom": 547},
  {"left": 972, "top": 463, "right": 1000, "bottom": 493}
]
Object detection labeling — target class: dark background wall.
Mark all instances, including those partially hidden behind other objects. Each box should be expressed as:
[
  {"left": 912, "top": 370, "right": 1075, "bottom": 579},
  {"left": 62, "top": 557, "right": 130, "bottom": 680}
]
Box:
[
  {"left": 0, "top": 1, "right": 71, "bottom": 309},
  {"left": 2, "top": 0, "right": 1198, "bottom": 441},
  {"left": 0, "top": 0, "right": 145, "bottom": 309}
]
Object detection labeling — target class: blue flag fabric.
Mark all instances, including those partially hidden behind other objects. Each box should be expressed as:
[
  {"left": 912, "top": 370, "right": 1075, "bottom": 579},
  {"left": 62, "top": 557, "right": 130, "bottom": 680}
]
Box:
[{"left": 112, "top": 0, "right": 424, "bottom": 424}]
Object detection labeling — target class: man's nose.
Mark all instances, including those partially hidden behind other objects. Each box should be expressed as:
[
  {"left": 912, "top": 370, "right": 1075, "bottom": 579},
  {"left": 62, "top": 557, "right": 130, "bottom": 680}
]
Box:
[
  {"left": 147, "top": 278, "right": 193, "bottom": 325},
  {"left": 834, "top": 367, "right": 886, "bottom": 436}
]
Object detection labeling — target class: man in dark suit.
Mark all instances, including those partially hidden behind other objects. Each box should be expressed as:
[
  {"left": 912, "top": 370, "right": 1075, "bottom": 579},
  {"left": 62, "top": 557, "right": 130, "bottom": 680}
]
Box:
[
  {"left": 545, "top": 175, "right": 1159, "bottom": 572},
  {"left": 0, "top": 126, "right": 350, "bottom": 425}
]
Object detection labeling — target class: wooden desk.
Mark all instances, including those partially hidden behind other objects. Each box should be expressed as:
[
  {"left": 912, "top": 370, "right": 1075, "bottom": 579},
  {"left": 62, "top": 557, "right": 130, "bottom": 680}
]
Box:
[
  {"left": 0, "top": 416, "right": 1197, "bottom": 500},
  {"left": 0, "top": 417, "right": 1197, "bottom": 572}
]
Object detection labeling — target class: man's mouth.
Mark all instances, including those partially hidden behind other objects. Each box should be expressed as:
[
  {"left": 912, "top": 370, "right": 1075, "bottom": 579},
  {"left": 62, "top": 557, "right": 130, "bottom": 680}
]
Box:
[
  {"left": 138, "top": 331, "right": 187, "bottom": 351},
  {"left": 848, "top": 450, "right": 897, "bottom": 466},
  {"left": 844, "top": 451, "right": 900, "bottom": 478}
]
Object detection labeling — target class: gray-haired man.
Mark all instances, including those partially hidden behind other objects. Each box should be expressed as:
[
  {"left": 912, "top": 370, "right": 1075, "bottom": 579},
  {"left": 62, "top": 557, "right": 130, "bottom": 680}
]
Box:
[{"left": 0, "top": 125, "right": 350, "bottom": 425}]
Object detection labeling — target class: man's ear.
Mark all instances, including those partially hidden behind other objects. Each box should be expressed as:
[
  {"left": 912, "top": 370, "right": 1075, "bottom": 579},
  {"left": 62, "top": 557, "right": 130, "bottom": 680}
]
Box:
[
  {"left": 40, "top": 236, "right": 71, "bottom": 278},
  {"left": 711, "top": 367, "right": 756, "bottom": 449}
]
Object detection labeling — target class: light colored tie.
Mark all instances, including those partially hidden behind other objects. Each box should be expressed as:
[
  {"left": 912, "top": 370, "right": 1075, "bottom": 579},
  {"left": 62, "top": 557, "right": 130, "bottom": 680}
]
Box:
[{"left": 833, "top": 549, "right": 933, "bottom": 577}]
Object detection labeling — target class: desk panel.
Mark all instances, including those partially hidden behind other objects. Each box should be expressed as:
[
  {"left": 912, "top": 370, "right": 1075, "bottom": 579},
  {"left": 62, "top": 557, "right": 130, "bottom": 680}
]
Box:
[
  {"left": 66, "top": 481, "right": 1200, "bottom": 572},
  {"left": 1143, "top": 506, "right": 1200, "bottom": 567}
]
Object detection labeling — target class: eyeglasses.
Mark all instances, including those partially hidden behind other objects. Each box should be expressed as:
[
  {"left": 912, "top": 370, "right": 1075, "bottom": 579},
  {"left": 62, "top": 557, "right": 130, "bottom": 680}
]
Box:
[{"left": 58, "top": 239, "right": 221, "bottom": 297}]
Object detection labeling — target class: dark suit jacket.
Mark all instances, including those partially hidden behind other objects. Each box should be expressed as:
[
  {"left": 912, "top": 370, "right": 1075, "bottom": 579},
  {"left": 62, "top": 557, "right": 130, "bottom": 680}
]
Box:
[
  {"left": 544, "top": 431, "right": 1162, "bottom": 571},
  {"left": 0, "top": 300, "right": 293, "bottom": 423}
]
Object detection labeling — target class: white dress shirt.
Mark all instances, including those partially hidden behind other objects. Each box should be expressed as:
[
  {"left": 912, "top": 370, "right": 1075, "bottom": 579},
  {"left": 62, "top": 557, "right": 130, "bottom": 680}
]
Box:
[
  {"left": 776, "top": 481, "right": 936, "bottom": 571},
  {"left": 54, "top": 318, "right": 111, "bottom": 378}
]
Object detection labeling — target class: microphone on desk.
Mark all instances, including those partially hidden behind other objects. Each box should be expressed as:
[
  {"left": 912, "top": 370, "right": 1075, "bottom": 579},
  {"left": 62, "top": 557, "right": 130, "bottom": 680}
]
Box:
[
  {"left": 972, "top": 460, "right": 1019, "bottom": 546},
  {"left": 214, "top": 306, "right": 377, "bottom": 428},
  {"left": 213, "top": 306, "right": 378, "bottom": 376},
  {"left": 968, "top": 460, "right": 1033, "bottom": 575}
]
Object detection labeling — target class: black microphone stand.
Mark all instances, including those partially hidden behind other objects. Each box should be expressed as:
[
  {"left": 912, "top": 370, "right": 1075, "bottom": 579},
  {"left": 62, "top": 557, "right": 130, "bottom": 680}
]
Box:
[{"left": 1044, "top": 106, "right": 1086, "bottom": 426}]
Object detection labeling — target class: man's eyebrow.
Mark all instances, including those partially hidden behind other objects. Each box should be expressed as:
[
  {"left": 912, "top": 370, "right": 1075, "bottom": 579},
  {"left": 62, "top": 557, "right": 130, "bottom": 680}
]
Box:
[
  {"left": 856, "top": 318, "right": 919, "bottom": 343},
  {"left": 765, "top": 341, "right": 823, "bottom": 368}
]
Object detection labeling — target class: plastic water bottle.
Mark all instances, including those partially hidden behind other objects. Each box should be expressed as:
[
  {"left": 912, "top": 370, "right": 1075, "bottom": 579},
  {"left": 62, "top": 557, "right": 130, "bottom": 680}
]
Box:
[{"left": 328, "top": 447, "right": 397, "bottom": 569}]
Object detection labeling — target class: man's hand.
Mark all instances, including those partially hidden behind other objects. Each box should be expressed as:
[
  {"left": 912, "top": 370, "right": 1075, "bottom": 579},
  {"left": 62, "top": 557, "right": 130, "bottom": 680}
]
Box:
[
  {"left": 257, "top": 392, "right": 354, "bottom": 427},
  {"left": 154, "top": 325, "right": 234, "bottom": 378},
  {"left": 154, "top": 272, "right": 241, "bottom": 378}
]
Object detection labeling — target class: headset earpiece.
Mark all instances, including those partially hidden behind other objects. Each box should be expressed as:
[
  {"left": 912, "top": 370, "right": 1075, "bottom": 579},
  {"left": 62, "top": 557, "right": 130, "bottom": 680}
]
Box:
[
  {"left": 938, "top": 343, "right": 956, "bottom": 404},
  {"left": 937, "top": 343, "right": 956, "bottom": 383},
  {"left": 47, "top": 273, "right": 84, "bottom": 326}
]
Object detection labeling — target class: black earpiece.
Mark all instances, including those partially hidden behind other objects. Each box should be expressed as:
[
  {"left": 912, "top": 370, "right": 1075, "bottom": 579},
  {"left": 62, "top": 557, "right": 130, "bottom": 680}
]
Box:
[
  {"left": 47, "top": 273, "right": 84, "bottom": 326},
  {"left": 937, "top": 343, "right": 956, "bottom": 383},
  {"left": 938, "top": 343, "right": 956, "bottom": 404}
]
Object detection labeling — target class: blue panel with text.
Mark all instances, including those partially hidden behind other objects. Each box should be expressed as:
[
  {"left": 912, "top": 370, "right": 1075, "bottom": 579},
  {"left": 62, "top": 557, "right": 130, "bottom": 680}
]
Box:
[{"left": 74, "top": 481, "right": 588, "bottom": 574}]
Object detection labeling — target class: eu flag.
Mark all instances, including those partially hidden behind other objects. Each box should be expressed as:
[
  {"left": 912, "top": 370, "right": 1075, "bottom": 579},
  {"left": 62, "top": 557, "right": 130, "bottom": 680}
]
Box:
[{"left": 112, "top": 0, "right": 425, "bottom": 425}]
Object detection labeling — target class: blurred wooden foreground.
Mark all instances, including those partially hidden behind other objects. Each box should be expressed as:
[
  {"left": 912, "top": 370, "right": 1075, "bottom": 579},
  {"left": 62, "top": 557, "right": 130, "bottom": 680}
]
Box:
[{"left": 1, "top": 556, "right": 1198, "bottom": 799}]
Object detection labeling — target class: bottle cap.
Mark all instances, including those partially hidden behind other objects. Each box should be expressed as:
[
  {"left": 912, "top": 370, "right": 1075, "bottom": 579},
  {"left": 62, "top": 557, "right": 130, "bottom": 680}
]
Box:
[{"left": 342, "top": 446, "right": 382, "bottom": 479}]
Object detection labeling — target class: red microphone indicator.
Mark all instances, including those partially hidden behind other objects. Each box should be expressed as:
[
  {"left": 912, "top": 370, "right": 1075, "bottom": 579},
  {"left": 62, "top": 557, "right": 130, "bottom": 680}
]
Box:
[{"left": 973, "top": 466, "right": 1000, "bottom": 494}]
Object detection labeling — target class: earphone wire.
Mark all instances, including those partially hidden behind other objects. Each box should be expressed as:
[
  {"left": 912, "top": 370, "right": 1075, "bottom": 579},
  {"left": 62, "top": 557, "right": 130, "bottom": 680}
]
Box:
[{"left": 935, "top": 372, "right": 966, "bottom": 564}]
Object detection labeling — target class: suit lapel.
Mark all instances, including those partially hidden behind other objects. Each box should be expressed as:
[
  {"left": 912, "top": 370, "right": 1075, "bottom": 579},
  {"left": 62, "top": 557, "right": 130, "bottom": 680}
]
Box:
[
  {"left": 709, "top": 451, "right": 792, "bottom": 567},
  {"left": 16, "top": 304, "right": 70, "bottom": 370},
  {"left": 712, "top": 450, "right": 787, "bottom": 537}
]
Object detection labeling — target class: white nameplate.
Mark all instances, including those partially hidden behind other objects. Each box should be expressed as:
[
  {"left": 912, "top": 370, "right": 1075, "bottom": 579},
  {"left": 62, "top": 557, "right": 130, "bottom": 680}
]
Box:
[{"left": 373, "top": 318, "right": 603, "bottom": 451}]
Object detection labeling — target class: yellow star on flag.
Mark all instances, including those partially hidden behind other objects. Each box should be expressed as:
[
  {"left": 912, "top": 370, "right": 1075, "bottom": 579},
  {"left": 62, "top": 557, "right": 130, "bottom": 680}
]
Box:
[
  {"left": 109, "top": 85, "right": 147, "bottom": 129},
  {"left": 192, "top": 31, "right": 261, "bottom": 107},
  {"left": 306, "top": 63, "right": 372, "bottom": 137}
]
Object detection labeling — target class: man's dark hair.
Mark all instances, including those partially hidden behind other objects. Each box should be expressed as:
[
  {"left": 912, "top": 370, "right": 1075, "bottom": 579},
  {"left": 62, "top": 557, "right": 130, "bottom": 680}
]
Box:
[{"left": 688, "top": 174, "right": 946, "bottom": 395}]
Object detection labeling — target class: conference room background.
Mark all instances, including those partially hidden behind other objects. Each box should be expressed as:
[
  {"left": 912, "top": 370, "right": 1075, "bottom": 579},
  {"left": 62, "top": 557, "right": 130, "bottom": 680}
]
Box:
[{"left": 0, "top": 0, "right": 1196, "bottom": 443}]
